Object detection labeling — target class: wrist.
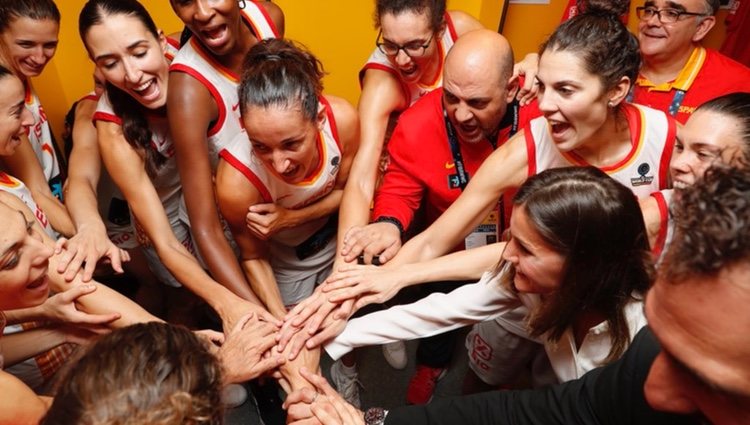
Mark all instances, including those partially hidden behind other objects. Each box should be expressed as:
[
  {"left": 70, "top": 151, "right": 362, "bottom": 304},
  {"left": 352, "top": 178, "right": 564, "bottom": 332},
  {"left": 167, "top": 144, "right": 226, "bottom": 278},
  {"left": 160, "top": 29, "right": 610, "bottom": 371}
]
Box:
[{"left": 373, "top": 216, "right": 404, "bottom": 236}]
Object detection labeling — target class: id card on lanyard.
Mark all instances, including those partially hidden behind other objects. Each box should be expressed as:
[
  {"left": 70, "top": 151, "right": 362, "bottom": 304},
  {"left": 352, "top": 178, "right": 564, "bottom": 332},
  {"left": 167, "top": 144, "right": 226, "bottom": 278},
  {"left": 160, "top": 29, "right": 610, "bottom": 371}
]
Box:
[{"left": 443, "top": 104, "right": 519, "bottom": 249}]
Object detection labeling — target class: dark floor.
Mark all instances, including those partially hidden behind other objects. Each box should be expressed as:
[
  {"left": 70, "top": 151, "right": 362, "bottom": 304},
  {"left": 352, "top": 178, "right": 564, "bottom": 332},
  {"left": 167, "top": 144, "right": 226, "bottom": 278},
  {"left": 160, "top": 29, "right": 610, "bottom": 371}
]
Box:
[{"left": 225, "top": 328, "right": 471, "bottom": 424}]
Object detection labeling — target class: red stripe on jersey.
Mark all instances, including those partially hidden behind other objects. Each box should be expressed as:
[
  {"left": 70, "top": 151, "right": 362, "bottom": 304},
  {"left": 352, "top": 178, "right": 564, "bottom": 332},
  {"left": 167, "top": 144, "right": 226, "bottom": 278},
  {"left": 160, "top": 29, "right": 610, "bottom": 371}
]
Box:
[
  {"left": 92, "top": 111, "right": 122, "bottom": 125},
  {"left": 219, "top": 149, "right": 273, "bottom": 203},
  {"left": 657, "top": 117, "right": 677, "bottom": 189},
  {"left": 650, "top": 191, "right": 669, "bottom": 258},
  {"left": 169, "top": 63, "right": 227, "bottom": 137}
]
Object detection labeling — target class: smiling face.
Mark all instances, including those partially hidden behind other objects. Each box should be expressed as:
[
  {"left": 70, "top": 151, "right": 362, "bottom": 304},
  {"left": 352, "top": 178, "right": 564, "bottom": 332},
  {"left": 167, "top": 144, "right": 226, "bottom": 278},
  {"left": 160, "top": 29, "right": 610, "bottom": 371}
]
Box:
[
  {"left": 0, "top": 204, "right": 53, "bottom": 310},
  {"left": 637, "top": 0, "right": 715, "bottom": 64},
  {"left": 170, "top": 0, "right": 244, "bottom": 57},
  {"left": 243, "top": 104, "right": 322, "bottom": 184},
  {"left": 644, "top": 266, "right": 750, "bottom": 423},
  {"left": 0, "top": 17, "right": 59, "bottom": 78},
  {"left": 502, "top": 205, "right": 566, "bottom": 294},
  {"left": 379, "top": 10, "right": 441, "bottom": 85},
  {"left": 536, "top": 49, "right": 617, "bottom": 152},
  {"left": 84, "top": 14, "right": 169, "bottom": 110},
  {"left": 0, "top": 74, "right": 34, "bottom": 156},
  {"left": 670, "top": 109, "right": 745, "bottom": 189}
]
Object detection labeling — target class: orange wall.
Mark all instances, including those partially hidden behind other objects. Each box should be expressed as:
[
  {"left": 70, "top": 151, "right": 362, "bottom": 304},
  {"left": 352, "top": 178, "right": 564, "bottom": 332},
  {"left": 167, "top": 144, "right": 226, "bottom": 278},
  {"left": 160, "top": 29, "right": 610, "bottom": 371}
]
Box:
[{"left": 34, "top": 0, "right": 728, "bottom": 147}]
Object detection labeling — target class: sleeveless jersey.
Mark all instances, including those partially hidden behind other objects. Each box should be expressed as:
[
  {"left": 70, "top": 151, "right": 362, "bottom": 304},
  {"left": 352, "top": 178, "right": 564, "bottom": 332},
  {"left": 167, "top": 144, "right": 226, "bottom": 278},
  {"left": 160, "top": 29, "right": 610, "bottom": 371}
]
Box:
[
  {"left": 219, "top": 98, "right": 342, "bottom": 305},
  {"left": 169, "top": 2, "right": 279, "bottom": 172},
  {"left": 359, "top": 12, "right": 458, "bottom": 107},
  {"left": 525, "top": 103, "right": 676, "bottom": 198},
  {"left": 93, "top": 94, "right": 182, "bottom": 248},
  {"left": 650, "top": 189, "right": 675, "bottom": 262},
  {"left": 24, "top": 80, "right": 63, "bottom": 200},
  {"left": 0, "top": 171, "right": 56, "bottom": 238}
]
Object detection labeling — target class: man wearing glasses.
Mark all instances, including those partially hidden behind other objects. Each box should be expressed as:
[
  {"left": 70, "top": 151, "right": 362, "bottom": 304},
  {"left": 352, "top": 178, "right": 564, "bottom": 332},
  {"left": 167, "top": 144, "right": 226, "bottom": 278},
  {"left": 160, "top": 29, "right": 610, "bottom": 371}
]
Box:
[{"left": 631, "top": 0, "right": 750, "bottom": 123}]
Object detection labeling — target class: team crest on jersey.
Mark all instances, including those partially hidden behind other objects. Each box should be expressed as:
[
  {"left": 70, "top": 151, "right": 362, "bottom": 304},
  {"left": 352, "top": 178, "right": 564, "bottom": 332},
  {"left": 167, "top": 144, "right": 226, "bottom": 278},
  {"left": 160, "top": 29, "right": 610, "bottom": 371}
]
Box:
[
  {"left": 330, "top": 155, "right": 341, "bottom": 175},
  {"left": 631, "top": 162, "right": 655, "bottom": 187}
]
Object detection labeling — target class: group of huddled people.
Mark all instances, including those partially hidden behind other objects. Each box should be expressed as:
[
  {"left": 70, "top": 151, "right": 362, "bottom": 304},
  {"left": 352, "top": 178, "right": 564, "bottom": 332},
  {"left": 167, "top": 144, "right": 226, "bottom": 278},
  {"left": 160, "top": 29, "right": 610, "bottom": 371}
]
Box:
[{"left": 0, "top": 0, "right": 749, "bottom": 424}]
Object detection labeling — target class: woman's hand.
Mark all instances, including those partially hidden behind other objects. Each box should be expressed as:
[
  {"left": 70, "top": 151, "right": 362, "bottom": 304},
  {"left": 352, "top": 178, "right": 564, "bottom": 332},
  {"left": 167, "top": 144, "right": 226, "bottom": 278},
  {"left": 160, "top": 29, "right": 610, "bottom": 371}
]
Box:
[
  {"left": 285, "top": 367, "right": 365, "bottom": 425},
  {"left": 246, "top": 203, "right": 293, "bottom": 240},
  {"left": 54, "top": 230, "right": 129, "bottom": 282},
  {"left": 217, "top": 313, "right": 286, "bottom": 384},
  {"left": 42, "top": 284, "right": 121, "bottom": 326},
  {"left": 321, "top": 264, "right": 408, "bottom": 309}
]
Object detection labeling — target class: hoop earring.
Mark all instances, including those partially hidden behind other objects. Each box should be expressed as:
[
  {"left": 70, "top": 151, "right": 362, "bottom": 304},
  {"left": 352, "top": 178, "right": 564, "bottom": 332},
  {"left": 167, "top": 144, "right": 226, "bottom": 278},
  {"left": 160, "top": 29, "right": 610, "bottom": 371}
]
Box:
[{"left": 238, "top": 0, "right": 246, "bottom": 9}]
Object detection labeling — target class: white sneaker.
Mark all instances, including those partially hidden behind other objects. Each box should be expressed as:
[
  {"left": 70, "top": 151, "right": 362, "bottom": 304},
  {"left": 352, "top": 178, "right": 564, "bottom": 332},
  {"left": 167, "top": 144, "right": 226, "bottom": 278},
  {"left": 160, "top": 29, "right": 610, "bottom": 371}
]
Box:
[
  {"left": 330, "top": 360, "right": 362, "bottom": 408},
  {"left": 221, "top": 384, "right": 248, "bottom": 408},
  {"left": 382, "top": 341, "right": 407, "bottom": 370}
]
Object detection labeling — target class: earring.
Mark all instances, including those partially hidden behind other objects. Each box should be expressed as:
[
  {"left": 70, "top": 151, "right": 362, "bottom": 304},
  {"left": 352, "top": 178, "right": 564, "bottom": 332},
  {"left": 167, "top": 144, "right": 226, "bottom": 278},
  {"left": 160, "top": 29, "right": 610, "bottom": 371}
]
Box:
[
  {"left": 238, "top": 0, "right": 246, "bottom": 9},
  {"left": 608, "top": 100, "right": 615, "bottom": 108}
]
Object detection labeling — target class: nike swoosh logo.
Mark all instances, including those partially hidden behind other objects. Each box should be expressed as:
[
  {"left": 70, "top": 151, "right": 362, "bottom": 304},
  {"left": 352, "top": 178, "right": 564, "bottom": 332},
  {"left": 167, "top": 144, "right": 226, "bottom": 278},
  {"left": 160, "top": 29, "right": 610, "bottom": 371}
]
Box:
[{"left": 445, "top": 162, "right": 455, "bottom": 169}]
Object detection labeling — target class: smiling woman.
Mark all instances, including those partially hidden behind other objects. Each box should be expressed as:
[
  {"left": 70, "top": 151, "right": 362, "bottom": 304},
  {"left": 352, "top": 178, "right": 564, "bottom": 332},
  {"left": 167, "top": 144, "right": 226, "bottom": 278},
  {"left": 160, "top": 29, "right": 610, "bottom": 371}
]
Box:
[
  {"left": 0, "top": 0, "right": 73, "bottom": 237},
  {"left": 78, "top": 0, "right": 273, "bottom": 331}
]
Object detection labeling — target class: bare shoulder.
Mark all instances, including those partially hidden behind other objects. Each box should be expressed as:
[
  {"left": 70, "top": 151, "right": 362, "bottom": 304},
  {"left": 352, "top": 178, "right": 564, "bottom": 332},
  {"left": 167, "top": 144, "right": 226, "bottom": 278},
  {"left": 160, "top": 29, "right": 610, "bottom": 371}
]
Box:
[
  {"left": 257, "top": 1, "right": 285, "bottom": 36},
  {"left": 447, "top": 10, "right": 485, "bottom": 35},
  {"left": 323, "top": 95, "right": 360, "bottom": 153},
  {"left": 215, "top": 159, "right": 262, "bottom": 223}
]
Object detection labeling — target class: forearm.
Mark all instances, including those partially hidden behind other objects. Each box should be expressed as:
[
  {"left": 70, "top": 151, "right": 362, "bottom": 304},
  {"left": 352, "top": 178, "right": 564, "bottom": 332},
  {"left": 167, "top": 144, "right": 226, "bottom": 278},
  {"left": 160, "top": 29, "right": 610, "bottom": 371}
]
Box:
[
  {"left": 1, "top": 327, "right": 66, "bottom": 366},
  {"left": 325, "top": 278, "right": 510, "bottom": 360},
  {"left": 394, "top": 243, "right": 504, "bottom": 286},
  {"left": 241, "top": 258, "right": 287, "bottom": 319},
  {"left": 3, "top": 305, "right": 48, "bottom": 325},
  {"left": 192, "top": 224, "right": 262, "bottom": 304},
  {"left": 0, "top": 371, "right": 47, "bottom": 425},
  {"left": 286, "top": 189, "right": 342, "bottom": 229},
  {"left": 32, "top": 192, "right": 76, "bottom": 237},
  {"left": 64, "top": 177, "right": 107, "bottom": 235},
  {"left": 45, "top": 250, "right": 159, "bottom": 327}
]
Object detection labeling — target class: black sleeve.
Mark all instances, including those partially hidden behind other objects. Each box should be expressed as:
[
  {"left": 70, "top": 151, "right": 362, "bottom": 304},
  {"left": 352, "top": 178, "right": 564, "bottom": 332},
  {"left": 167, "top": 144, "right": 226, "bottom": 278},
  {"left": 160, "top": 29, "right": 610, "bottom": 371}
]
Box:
[{"left": 385, "top": 328, "right": 699, "bottom": 425}]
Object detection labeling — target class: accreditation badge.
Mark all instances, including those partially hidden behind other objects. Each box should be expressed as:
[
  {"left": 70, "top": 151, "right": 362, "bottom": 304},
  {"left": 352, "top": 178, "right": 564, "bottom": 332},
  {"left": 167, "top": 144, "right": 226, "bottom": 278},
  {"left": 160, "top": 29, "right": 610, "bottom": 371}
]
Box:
[{"left": 465, "top": 204, "right": 500, "bottom": 249}]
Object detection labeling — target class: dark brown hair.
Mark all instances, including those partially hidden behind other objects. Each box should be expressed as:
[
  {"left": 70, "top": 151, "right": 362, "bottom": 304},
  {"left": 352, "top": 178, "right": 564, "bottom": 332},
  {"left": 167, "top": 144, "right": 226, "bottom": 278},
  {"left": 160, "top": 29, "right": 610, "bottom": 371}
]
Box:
[
  {"left": 662, "top": 166, "right": 750, "bottom": 283},
  {"left": 694, "top": 92, "right": 750, "bottom": 163},
  {"left": 497, "top": 167, "right": 652, "bottom": 363},
  {"left": 239, "top": 38, "right": 324, "bottom": 121},
  {"left": 0, "top": 0, "right": 60, "bottom": 33},
  {"left": 42, "top": 322, "right": 223, "bottom": 425},
  {"left": 374, "top": 0, "right": 446, "bottom": 32},
  {"left": 540, "top": 6, "right": 640, "bottom": 94}
]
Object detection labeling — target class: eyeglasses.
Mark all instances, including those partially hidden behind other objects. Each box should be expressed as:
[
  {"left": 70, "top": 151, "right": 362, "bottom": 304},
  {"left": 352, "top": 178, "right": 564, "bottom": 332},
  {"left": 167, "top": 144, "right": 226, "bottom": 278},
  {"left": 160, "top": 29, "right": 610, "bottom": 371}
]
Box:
[
  {"left": 635, "top": 6, "right": 708, "bottom": 23},
  {"left": 376, "top": 31, "right": 435, "bottom": 57}
]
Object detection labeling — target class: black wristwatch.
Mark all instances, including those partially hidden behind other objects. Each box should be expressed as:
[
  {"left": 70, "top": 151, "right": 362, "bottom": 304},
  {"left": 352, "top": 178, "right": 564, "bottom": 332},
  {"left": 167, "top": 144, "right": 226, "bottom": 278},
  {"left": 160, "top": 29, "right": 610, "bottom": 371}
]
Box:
[{"left": 364, "top": 407, "right": 388, "bottom": 425}]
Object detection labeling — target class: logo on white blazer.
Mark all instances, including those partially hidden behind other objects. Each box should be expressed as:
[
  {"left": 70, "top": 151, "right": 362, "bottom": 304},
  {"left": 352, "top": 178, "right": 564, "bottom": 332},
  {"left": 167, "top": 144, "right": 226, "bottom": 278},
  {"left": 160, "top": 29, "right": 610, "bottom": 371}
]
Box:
[{"left": 630, "top": 162, "right": 654, "bottom": 187}]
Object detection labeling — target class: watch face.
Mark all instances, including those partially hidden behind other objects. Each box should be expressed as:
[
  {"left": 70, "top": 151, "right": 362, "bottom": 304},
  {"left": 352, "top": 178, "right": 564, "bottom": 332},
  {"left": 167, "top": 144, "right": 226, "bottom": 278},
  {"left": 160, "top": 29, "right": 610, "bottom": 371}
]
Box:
[{"left": 365, "top": 407, "right": 386, "bottom": 424}]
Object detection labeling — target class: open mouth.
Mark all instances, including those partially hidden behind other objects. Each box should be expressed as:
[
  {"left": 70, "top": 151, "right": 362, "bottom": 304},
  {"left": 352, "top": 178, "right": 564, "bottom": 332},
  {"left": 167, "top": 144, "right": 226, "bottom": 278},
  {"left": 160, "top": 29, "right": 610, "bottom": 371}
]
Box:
[
  {"left": 131, "top": 79, "right": 160, "bottom": 103},
  {"left": 200, "top": 24, "right": 229, "bottom": 49},
  {"left": 26, "top": 274, "right": 49, "bottom": 291},
  {"left": 672, "top": 180, "right": 691, "bottom": 189},
  {"left": 549, "top": 121, "right": 572, "bottom": 140}
]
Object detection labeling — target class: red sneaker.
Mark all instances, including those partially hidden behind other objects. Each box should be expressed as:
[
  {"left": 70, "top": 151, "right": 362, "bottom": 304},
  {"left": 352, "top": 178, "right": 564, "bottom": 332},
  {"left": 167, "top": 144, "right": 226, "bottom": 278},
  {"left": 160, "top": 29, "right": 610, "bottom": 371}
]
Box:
[{"left": 405, "top": 365, "right": 448, "bottom": 404}]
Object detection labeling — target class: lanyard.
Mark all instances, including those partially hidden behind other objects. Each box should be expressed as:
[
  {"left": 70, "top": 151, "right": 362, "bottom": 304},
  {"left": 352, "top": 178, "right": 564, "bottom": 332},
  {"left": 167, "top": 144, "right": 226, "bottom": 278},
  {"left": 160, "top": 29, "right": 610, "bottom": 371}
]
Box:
[
  {"left": 627, "top": 87, "right": 686, "bottom": 118},
  {"left": 442, "top": 100, "right": 520, "bottom": 191},
  {"left": 443, "top": 107, "right": 471, "bottom": 191}
]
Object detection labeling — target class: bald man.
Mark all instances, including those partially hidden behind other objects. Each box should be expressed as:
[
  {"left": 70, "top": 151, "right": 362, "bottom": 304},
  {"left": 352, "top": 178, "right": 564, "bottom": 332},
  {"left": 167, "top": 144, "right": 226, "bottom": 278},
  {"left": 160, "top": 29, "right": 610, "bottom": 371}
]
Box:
[{"left": 339, "top": 29, "right": 541, "bottom": 404}]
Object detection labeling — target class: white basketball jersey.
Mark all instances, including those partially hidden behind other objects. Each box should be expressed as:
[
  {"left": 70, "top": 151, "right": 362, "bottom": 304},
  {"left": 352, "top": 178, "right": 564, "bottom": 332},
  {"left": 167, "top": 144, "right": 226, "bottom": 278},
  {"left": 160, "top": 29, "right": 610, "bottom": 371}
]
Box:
[
  {"left": 0, "top": 171, "right": 56, "bottom": 238},
  {"left": 359, "top": 12, "right": 458, "bottom": 107},
  {"left": 525, "top": 103, "right": 676, "bottom": 198},
  {"left": 169, "top": 2, "right": 280, "bottom": 171},
  {"left": 24, "top": 81, "right": 62, "bottom": 200},
  {"left": 219, "top": 98, "right": 342, "bottom": 293}
]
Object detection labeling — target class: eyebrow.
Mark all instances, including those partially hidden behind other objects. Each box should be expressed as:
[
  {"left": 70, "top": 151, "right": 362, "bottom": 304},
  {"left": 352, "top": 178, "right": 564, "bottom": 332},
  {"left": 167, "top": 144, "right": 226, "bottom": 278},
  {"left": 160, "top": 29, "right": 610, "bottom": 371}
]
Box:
[
  {"left": 10, "top": 101, "right": 24, "bottom": 116},
  {"left": 664, "top": 1, "right": 688, "bottom": 11},
  {"left": 93, "top": 40, "right": 149, "bottom": 62}
]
